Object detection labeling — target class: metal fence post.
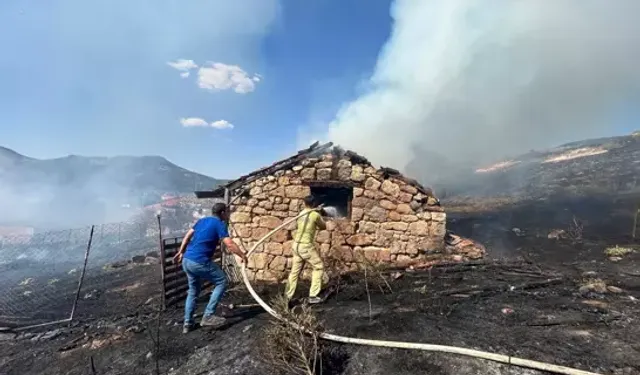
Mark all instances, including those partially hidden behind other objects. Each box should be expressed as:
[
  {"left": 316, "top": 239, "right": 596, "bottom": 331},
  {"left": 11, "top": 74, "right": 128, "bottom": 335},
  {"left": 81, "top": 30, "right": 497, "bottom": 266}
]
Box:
[
  {"left": 156, "top": 215, "right": 166, "bottom": 310},
  {"left": 69, "top": 225, "right": 95, "bottom": 325}
]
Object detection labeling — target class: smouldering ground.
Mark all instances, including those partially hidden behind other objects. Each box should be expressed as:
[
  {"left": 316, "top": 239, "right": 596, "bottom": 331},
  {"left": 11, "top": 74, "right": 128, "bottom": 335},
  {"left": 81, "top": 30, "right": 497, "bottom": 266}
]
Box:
[{"left": 1, "top": 231, "right": 639, "bottom": 375}]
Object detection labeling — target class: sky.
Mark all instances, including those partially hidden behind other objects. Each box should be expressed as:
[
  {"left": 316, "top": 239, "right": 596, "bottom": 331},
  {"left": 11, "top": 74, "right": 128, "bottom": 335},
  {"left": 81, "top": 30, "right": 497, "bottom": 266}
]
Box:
[
  {"left": 1, "top": 0, "right": 639, "bottom": 180},
  {"left": 0, "top": 0, "right": 393, "bottom": 179}
]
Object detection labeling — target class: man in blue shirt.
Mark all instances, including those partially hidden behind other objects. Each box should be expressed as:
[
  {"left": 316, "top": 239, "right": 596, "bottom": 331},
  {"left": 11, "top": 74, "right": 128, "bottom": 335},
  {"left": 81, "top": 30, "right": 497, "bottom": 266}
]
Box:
[{"left": 173, "top": 203, "right": 247, "bottom": 333}]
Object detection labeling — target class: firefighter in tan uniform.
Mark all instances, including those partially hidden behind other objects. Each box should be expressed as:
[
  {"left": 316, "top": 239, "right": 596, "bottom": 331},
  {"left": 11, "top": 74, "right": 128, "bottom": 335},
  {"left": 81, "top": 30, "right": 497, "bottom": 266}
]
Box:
[{"left": 285, "top": 195, "right": 326, "bottom": 304}]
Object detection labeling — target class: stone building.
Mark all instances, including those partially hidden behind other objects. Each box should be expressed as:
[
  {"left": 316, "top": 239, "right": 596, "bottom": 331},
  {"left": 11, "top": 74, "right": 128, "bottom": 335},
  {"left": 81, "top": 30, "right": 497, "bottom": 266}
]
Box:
[{"left": 196, "top": 142, "right": 483, "bottom": 281}]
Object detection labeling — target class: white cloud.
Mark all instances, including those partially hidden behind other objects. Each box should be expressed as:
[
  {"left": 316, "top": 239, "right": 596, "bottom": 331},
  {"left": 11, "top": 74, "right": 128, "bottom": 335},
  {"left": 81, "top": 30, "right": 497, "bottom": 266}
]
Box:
[
  {"left": 197, "top": 62, "right": 260, "bottom": 94},
  {"left": 210, "top": 120, "right": 234, "bottom": 129},
  {"left": 167, "top": 59, "right": 198, "bottom": 72},
  {"left": 180, "top": 71, "right": 190, "bottom": 78},
  {"left": 180, "top": 117, "right": 209, "bottom": 127},
  {"left": 180, "top": 117, "right": 234, "bottom": 130}
]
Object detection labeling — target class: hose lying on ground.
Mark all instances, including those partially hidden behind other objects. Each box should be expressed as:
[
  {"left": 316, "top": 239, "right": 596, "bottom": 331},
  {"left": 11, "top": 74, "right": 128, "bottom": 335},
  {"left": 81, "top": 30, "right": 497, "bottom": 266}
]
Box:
[{"left": 234, "top": 209, "right": 604, "bottom": 375}]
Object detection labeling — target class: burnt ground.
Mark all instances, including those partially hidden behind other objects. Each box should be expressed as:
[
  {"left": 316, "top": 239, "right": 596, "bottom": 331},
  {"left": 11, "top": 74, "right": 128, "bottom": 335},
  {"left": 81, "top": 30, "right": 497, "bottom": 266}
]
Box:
[{"left": 1, "top": 204, "right": 640, "bottom": 375}]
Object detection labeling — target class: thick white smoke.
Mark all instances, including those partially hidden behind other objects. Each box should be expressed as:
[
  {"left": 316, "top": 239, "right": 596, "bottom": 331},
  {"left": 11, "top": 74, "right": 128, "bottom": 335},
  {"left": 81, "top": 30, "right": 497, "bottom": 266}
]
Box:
[{"left": 327, "top": 0, "right": 640, "bottom": 174}]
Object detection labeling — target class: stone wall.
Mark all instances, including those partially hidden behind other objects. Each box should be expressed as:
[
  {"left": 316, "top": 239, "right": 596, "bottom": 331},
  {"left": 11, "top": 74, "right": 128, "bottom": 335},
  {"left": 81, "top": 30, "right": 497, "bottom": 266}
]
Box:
[{"left": 227, "top": 151, "right": 452, "bottom": 281}]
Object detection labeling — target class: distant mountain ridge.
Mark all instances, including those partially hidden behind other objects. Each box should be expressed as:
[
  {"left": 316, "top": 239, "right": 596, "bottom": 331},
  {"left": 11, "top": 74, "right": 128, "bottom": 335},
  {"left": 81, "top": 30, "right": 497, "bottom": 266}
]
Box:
[{"left": 0, "top": 147, "right": 226, "bottom": 229}]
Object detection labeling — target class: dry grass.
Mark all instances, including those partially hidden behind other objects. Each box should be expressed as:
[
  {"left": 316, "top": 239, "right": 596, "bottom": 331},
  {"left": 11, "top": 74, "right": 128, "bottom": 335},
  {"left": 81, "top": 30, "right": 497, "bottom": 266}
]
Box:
[
  {"left": 261, "top": 295, "right": 324, "bottom": 375},
  {"left": 604, "top": 246, "right": 635, "bottom": 258},
  {"left": 567, "top": 216, "right": 584, "bottom": 243},
  {"left": 580, "top": 278, "right": 608, "bottom": 293}
]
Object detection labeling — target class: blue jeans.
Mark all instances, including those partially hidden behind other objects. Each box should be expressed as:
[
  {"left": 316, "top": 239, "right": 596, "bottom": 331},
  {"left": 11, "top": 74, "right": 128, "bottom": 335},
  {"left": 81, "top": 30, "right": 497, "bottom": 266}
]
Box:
[{"left": 182, "top": 258, "right": 228, "bottom": 325}]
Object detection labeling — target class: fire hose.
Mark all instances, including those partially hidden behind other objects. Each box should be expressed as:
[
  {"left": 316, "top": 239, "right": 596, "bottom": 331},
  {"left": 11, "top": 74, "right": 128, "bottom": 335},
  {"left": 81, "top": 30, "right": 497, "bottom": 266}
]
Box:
[{"left": 234, "top": 209, "right": 604, "bottom": 375}]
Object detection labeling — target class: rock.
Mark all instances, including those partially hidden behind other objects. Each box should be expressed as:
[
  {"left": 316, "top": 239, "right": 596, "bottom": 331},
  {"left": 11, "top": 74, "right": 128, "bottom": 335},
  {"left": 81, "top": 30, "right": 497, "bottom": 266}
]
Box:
[
  {"left": 401, "top": 215, "right": 418, "bottom": 223},
  {"left": 83, "top": 290, "right": 100, "bottom": 300},
  {"left": 248, "top": 253, "right": 269, "bottom": 269},
  {"left": 607, "top": 286, "right": 623, "bottom": 294},
  {"left": 351, "top": 207, "right": 364, "bottom": 221},
  {"left": 285, "top": 185, "right": 311, "bottom": 198},
  {"left": 265, "top": 242, "right": 283, "bottom": 255},
  {"left": 431, "top": 212, "right": 446, "bottom": 222},
  {"left": 126, "top": 325, "right": 145, "bottom": 333},
  {"left": 381, "top": 222, "right": 409, "bottom": 231},
  {"left": 0, "top": 333, "right": 16, "bottom": 341},
  {"left": 259, "top": 216, "right": 282, "bottom": 229},
  {"left": 292, "top": 165, "right": 303, "bottom": 172},
  {"left": 408, "top": 221, "right": 429, "bottom": 236},
  {"left": 608, "top": 256, "right": 623, "bottom": 262},
  {"left": 381, "top": 180, "right": 400, "bottom": 197},
  {"left": 388, "top": 211, "right": 402, "bottom": 221},
  {"left": 106, "top": 260, "right": 128, "bottom": 269},
  {"left": 398, "top": 193, "right": 413, "bottom": 203},
  {"left": 317, "top": 168, "right": 332, "bottom": 180},
  {"left": 351, "top": 165, "right": 366, "bottom": 182},
  {"left": 230, "top": 212, "right": 251, "bottom": 223},
  {"left": 289, "top": 199, "right": 301, "bottom": 211},
  {"left": 252, "top": 207, "right": 267, "bottom": 215},
  {"left": 362, "top": 222, "right": 379, "bottom": 233},
  {"left": 132, "top": 255, "right": 146, "bottom": 263},
  {"left": 146, "top": 352, "right": 154, "bottom": 360},
  {"left": 379, "top": 200, "right": 396, "bottom": 210},
  {"left": 316, "top": 161, "right": 333, "bottom": 168},
  {"left": 272, "top": 229, "right": 289, "bottom": 244},
  {"left": 271, "top": 186, "right": 285, "bottom": 197},
  {"left": 251, "top": 228, "right": 269, "bottom": 241},
  {"left": 233, "top": 224, "right": 252, "bottom": 238},
  {"left": 426, "top": 196, "right": 439, "bottom": 206},
  {"left": 364, "top": 177, "right": 381, "bottom": 191},
  {"left": 337, "top": 167, "right": 351, "bottom": 180},
  {"left": 430, "top": 222, "right": 446, "bottom": 238},
  {"left": 316, "top": 230, "right": 331, "bottom": 244},
  {"left": 368, "top": 206, "right": 388, "bottom": 222},
  {"left": 396, "top": 204, "right": 413, "bottom": 214},
  {"left": 346, "top": 234, "right": 373, "bottom": 246},
  {"left": 547, "top": 229, "right": 566, "bottom": 239},
  {"left": 353, "top": 187, "right": 364, "bottom": 197},
  {"left": 352, "top": 197, "right": 371, "bottom": 208},
  {"left": 581, "top": 271, "right": 598, "bottom": 277},
  {"left": 145, "top": 251, "right": 159, "bottom": 258},
  {"left": 511, "top": 227, "right": 525, "bottom": 237},
  {"left": 40, "top": 329, "right": 61, "bottom": 340},
  {"left": 300, "top": 168, "right": 316, "bottom": 180},
  {"left": 144, "top": 257, "right": 160, "bottom": 265},
  {"left": 269, "top": 256, "right": 287, "bottom": 271},
  {"left": 362, "top": 247, "right": 391, "bottom": 263}
]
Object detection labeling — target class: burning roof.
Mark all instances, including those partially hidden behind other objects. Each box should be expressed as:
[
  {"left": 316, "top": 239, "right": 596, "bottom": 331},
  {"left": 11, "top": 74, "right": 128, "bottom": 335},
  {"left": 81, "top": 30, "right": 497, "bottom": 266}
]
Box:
[{"left": 195, "top": 142, "right": 434, "bottom": 199}]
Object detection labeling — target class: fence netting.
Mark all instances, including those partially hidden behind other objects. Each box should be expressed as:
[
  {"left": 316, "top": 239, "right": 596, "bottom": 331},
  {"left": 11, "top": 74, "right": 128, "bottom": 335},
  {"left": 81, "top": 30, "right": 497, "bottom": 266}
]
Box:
[
  {"left": 0, "top": 227, "right": 92, "bottom": 327},
  {"left": 0, "top": 214, "right": 192, "bottom": 328}
]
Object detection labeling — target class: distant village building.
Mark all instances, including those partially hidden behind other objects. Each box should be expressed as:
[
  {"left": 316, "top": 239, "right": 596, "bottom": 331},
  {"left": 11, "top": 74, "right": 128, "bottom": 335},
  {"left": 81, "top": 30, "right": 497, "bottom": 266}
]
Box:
[{"left": 196, "top": 142, "right": 484, "bottom": 281}]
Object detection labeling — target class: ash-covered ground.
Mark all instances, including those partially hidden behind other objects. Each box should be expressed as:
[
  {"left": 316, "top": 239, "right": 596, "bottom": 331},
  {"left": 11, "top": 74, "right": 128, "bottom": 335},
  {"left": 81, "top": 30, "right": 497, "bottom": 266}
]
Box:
[{"left": 1, "top": 206, "right": 639, "bottom": 375}]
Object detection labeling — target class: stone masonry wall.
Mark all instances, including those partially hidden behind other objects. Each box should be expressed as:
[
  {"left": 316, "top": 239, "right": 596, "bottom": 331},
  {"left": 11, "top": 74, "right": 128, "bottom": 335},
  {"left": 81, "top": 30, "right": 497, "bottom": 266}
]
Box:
[{"left": 227, "top": 151, "right": 449, "bottom": 282}]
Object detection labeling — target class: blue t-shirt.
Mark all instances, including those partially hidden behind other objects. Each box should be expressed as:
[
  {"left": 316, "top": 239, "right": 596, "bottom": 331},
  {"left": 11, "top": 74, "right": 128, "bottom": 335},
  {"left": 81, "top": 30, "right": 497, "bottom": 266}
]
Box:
[{"left": 183, "top": 216, "right": 229, "bottom": 264}]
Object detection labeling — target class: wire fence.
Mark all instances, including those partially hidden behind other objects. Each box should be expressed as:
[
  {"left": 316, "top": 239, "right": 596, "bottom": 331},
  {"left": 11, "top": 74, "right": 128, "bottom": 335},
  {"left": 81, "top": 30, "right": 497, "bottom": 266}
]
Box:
[{"left": 0, "top": 214, "right": 191, "bottom": 329}]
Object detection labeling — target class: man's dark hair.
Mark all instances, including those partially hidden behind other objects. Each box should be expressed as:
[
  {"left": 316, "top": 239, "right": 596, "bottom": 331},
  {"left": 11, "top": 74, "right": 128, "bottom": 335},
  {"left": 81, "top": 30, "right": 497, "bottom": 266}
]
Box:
[
  {"left": 303, "top": 195, "right": 318, "bottom": 208},
  {"left": 211, "top": 203, "right": 228, "bottom": 217}
]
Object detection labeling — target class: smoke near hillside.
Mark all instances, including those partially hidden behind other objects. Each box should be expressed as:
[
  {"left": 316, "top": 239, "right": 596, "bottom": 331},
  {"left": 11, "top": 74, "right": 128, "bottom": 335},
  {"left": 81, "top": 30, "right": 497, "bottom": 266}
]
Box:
[
  {"left": 326, "top": 0, "right": 640, "bottom": 183},
  {"left": 0, "top": 147, "right": 223, "bottom": 230}
]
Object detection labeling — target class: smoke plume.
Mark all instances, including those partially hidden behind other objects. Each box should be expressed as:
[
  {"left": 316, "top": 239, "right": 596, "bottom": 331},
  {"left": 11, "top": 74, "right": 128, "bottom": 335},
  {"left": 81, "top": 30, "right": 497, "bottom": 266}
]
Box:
[{"left": 327, "top": 0, "right": 640, "bottom": 182}]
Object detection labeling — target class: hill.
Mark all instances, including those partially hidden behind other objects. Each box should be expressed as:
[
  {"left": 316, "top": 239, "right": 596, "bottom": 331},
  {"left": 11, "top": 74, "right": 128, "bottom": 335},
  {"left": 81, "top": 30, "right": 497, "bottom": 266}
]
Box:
[
  {"left": 442, "top": 131, "right": 640, "bottom": 200},
  {"left": 436, "top": 131, "right": 640, "bottom": 241},
  {"left": 0, "top": 147, "right": 225, "bottom": 229}
]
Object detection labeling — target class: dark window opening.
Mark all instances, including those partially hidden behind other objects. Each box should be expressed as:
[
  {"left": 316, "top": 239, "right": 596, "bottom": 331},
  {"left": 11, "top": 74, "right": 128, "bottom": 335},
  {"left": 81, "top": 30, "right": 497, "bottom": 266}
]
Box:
[{"left": 309, "top": 184, "right": 353, "bottom": 219}]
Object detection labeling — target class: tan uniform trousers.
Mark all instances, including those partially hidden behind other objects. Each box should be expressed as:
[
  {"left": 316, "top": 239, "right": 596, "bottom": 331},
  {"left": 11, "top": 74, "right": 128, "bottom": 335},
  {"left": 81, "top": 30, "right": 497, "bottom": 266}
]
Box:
[{"left": 285, "top": 242, "right": 324, "bottom": 299}]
